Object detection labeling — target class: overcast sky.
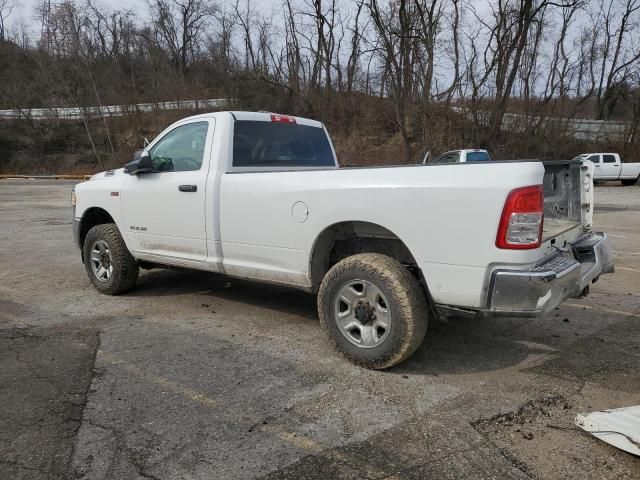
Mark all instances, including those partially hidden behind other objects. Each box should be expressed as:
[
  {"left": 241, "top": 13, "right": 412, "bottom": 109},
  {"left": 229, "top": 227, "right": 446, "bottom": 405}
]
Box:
[
  {"left": 15, "top": 0, "right": 144, "bottom": 20},
  {"left": 11, "top": 0, "right": 283, "bottom": 29},
  {"left": 10, "top": 0, "right": 495, "bottom": 37}
]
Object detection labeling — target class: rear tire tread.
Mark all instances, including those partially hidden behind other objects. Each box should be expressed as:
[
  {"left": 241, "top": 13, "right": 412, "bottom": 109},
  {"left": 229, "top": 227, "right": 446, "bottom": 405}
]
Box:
[{"left": 317, "top": 253, "right": 429, "bottom": 370}]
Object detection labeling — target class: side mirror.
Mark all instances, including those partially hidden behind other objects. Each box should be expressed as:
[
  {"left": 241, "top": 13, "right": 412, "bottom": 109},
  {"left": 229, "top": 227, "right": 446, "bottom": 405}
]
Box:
[{"left": 124, "top": 150, "right": 153, "bottom": 175}]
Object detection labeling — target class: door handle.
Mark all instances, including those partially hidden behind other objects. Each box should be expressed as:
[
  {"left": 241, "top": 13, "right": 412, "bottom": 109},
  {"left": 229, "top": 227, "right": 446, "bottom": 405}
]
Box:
[{"left": 179, "top": 185, "right": 197, "bottom": 192}]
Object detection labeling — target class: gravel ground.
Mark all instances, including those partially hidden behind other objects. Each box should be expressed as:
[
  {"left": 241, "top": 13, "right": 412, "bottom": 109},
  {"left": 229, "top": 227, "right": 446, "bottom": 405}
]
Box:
[{"left": 1, "top": 179, "right": 639, "bottom": 479}]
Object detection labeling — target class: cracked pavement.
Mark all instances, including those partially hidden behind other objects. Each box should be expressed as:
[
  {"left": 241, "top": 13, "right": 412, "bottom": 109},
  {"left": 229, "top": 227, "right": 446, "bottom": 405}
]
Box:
[{"left": 1, "top": 179, "right": 639, "bottom": 479}]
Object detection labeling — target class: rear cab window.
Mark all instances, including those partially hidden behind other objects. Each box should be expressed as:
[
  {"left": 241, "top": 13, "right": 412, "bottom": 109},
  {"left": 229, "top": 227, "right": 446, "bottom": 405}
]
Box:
[
  {"left": 232, "top": 116, "right": 336, "bottom": 169},
  {"left": 432, "top": 151, "right": 461, "bottom": 164},
  {"left": 466, "top": 151, "right": 490, "bottom": 162}
]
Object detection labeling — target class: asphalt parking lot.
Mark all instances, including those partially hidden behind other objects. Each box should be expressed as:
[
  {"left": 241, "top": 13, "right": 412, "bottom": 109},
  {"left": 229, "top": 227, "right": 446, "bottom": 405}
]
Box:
[{"left": 1, "top": 179, "right": 639, "bottom": 479}]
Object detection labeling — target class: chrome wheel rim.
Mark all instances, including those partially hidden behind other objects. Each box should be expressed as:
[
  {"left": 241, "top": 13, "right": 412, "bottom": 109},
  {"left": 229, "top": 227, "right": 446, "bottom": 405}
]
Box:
[
  {"left": 333, "top": 279, "right": 392, "bottom": 348},
  {"left": 90, "top": 240, "right": 113, "bottom": 283}
]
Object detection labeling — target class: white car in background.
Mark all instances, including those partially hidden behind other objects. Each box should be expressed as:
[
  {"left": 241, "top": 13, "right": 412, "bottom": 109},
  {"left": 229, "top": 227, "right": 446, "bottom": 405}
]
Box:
[
  {"left": 573, "top": 153, "right": 640, "bottom": 186},
  {"left": 430, "top": 149, "right": 491, "bottom": 164}
]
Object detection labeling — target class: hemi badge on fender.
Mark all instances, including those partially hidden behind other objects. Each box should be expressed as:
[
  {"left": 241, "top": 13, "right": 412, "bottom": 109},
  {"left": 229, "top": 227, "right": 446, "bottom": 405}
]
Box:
[{"left": 110, "top": 191, "right": 119, "bottom": 197}]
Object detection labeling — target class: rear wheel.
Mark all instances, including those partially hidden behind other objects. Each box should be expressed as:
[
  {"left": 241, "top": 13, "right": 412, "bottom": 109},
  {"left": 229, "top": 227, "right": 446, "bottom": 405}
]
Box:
[
  {"left": 622, "top": 178, "right": 638, "bottom": 186},
  {"left": 317, "top": 253, "right": 429, "bottom": 369},
  {"left": 83, "top": 223, "right": 139, "bottom": 295}
]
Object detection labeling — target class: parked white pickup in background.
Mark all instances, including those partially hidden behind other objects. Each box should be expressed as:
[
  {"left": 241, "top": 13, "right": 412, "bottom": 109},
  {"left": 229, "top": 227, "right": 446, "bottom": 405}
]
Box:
[
  {"left": 573, "top": 153, "right": 640, "bottom": 186},
  {"left": 430, "top": 149, "right": 491, "bottom": 164}
]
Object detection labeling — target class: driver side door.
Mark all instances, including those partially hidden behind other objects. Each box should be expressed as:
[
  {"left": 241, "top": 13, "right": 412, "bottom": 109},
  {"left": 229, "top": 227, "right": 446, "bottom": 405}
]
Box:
[{"left": 121, "top": 120, "right": 212, "bottom": 264}]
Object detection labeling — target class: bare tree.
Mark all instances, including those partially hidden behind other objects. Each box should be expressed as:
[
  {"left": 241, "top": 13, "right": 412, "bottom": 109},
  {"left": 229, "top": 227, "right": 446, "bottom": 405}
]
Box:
[
  {"left": 3, "top": 0, "right": 640, "bottom": 172},
  {"left": 149, "top": 0, "right": 214, "bottom": 73},
  {"left": 367, "top": 0, "right": 418, "bottom": 161},
  {"left": 0, "top": 0, "right": 14, "bottom": 41},
  {"left": 283, "top": 0, "right": 303, "bottom": 95},
  {"left": 593, "top": 0, "right": 640, "bottom": 119},
  {"left": 345, "top": 0, "right": 365, "bottom": 93},
  {"left": 233, "top": 0, "right": 256, "bottom": 70},
  {"left": 472, "top": 0, "right": 578, "bottom": 143},
  {"left": 414, "top": 0, "right": 443, "bottom": 101},
  {"left": 441, "top": 0, "right": 462, "bottom": 103}
]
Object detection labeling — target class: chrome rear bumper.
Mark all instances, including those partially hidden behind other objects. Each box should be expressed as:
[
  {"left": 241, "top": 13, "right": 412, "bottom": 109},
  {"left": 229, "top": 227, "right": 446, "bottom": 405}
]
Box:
[{"left": 484, "top": 232, "right": 614, "bottom": 317}]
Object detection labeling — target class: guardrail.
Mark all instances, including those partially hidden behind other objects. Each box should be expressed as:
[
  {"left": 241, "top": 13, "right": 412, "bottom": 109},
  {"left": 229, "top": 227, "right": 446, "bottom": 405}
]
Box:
[
  {"left": 2, "top": 98, "right": 630, "bottom": 142},
  {"left": 0, "top": 174, "right": 92, "bottom": 180},
  {"left": 450, "top": 106, "right": 630, "bottom": 142},
  {"left": 0, "top": 98, "right": 230, "bottom": 121}
]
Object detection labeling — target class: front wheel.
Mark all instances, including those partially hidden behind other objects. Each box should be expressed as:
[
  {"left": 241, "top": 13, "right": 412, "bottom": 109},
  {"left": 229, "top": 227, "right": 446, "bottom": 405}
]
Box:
[
  {"left": 83, "top": 223, "right": 139, "bottom": 295},
  {"left": 317, "top": 253, "right": 429, "bottom": 369}
]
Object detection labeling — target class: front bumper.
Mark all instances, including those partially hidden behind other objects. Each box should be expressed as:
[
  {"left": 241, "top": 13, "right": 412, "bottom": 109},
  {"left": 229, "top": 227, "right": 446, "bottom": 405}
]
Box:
[{"left": 484, "top": 232, "right": 614, "bottom": 317}]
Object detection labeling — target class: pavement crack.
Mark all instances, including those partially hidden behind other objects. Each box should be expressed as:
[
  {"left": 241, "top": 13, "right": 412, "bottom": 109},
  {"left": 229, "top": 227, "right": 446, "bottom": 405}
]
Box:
[
  {"left": 79, "top": 418, "right": 163, "bottom": 480},
  {"left": 67, "top": 331, "right": 101, "bottom": 478}
]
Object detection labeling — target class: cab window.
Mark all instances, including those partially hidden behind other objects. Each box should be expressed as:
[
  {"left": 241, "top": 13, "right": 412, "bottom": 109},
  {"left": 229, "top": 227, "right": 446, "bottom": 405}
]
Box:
[
  {"left": 432, "top": 151, "right": 460, "bottom": 164},
  {"left": 149, "top": 122, "right": 208, "bottom": 172},
  {"left": 603, "top": 154, "right": 617, "bottom": 163},
  {"left": 466, "top": 151, "right": 490, "bottom": 162},
  {"left": 233, "top": 121, "right": 335, "bottom": 168}
]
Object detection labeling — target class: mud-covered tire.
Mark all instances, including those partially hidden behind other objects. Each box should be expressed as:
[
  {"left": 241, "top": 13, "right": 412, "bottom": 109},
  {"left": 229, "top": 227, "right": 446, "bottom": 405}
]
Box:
[
  {"left": 83, "top": 223, "right": 139, "bottom": 295},
  {"left": 622, "top": 178, "right": 638, "bottom": 186},
  {"left": 317, "top": 253, "right": 429, "bottom": 369}
]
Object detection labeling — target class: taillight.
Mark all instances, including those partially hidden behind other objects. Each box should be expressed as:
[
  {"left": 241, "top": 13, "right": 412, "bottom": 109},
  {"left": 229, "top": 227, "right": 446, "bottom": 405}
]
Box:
[
  {"left": 496, "top": 185, "right": 543, "bottom": 249},
  {"left": 270, "top": 114, "right": 296, "bottom": 124}
]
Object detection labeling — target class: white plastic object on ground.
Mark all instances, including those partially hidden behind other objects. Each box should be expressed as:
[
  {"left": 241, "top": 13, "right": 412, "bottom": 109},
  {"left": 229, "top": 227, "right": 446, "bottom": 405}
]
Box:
[{"left": 575, "top": 405, "right": 640, "bottom": 456}]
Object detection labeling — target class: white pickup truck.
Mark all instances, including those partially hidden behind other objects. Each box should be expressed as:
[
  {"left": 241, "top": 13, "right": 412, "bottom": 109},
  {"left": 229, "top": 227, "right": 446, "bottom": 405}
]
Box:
[
  {"left": 430, "top": 149, "right": 491, "bottom": 164},
  {"left": 573, "top": 153, "right": 640, "bottom": 186},
  {"left": 72, "top": 112, "right": 614, "bottom": 369}
]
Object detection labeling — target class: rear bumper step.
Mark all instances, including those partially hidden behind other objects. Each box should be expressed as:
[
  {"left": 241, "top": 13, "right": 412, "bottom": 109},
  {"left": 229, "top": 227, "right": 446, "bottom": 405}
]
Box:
[{"left": 482, "top": 232, "right": 614, "bottom": 317}]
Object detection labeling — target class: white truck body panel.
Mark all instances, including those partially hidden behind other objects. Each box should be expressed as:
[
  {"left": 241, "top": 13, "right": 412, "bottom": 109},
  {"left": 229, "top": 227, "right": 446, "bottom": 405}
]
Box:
[
  {"left": 74, "top": 112, "right": 614, "bottom": 315},
  {"left": 220, "top": 163, "right": 545, "bottom": 307}
]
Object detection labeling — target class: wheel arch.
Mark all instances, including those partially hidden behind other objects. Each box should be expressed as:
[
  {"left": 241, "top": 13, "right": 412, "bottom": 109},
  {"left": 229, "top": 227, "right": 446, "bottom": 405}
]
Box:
[
  {"left": 78, "top": 207, "right": 117, "bottom": 252},
  {"left": 309, "top": 221, "right": 432, "bottom": 303}
]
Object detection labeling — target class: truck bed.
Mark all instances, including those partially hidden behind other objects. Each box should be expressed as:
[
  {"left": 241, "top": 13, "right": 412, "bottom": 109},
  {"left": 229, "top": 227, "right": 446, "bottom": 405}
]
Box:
[
  {"left": 542, "top": 160, "right": 584, "bottom": 242},
  {"left": 543, "top": 218, "right": 580, "bottom": 241}
]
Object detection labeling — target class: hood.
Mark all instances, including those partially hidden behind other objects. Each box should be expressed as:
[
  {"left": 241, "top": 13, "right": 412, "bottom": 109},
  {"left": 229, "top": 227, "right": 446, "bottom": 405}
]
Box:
[{"left": 89, "top": 168, "right": 126, "bottom": 181}]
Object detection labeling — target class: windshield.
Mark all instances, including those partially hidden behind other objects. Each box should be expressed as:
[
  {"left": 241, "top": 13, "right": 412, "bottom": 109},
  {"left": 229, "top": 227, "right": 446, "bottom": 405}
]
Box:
[
  {"left": 466, "top": 151, "right": 490, "bottom": 162},
  {"left": 572, "top": 154, "right": 588, "bottom": 161},
  {"left": 233, "top": 120, "right": 335, "bottom": 168}
]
